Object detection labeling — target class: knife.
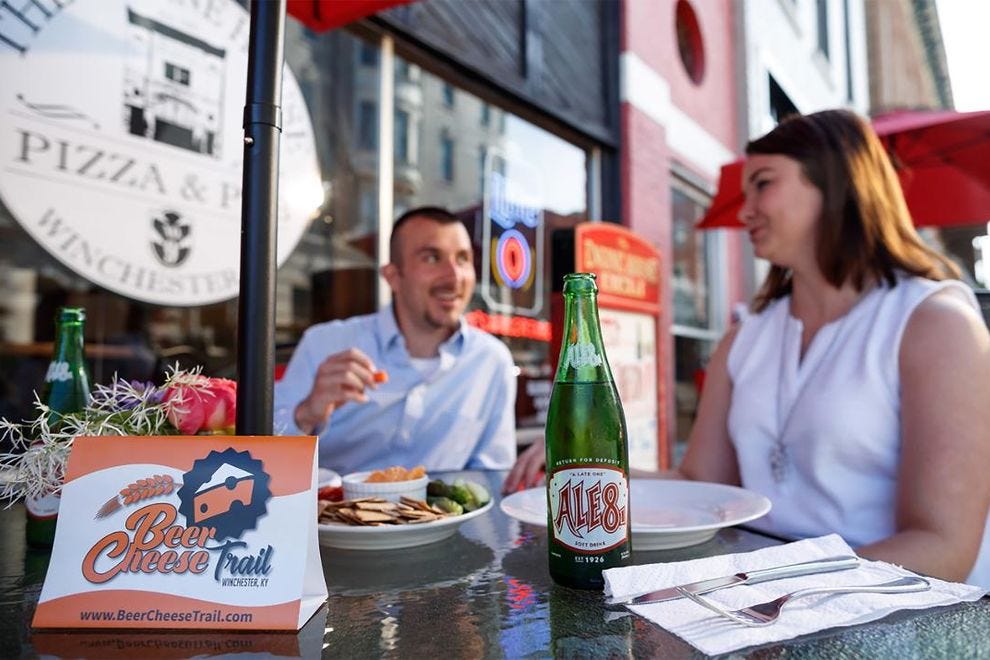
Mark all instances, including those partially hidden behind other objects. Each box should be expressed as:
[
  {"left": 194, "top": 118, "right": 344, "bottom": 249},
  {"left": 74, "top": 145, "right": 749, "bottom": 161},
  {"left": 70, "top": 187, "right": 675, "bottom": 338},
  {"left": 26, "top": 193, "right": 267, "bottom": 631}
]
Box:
[{"left": 613, "top": 554, "right": 860, "bottom": 606}]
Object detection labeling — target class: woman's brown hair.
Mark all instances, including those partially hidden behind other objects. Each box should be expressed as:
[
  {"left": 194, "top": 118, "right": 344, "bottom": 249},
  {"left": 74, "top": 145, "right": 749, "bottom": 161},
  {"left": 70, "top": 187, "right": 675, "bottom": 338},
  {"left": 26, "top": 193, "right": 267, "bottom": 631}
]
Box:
[{"left": 746, "top": 109, "right": 959, "bottom": 312}]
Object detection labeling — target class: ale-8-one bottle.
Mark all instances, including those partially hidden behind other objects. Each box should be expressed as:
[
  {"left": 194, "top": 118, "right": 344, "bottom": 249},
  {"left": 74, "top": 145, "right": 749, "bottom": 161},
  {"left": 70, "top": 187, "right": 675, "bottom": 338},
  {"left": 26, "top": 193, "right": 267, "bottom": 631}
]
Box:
[
  {"left": 545, "top": 273, "right": 631, "bottom": 589},
  {"left": 26, "top": 306, "right": 91, "bottom": 548}
]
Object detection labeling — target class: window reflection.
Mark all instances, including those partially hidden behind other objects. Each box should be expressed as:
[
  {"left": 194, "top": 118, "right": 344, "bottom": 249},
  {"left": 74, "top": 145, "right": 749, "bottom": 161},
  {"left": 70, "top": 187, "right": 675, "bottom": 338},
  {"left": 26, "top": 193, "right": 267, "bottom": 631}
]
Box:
[
  {"left": 0, "top": 28, "right": 590, "bottom": 434},
  {"left": 672, "top": 187, "right": 710, "bottom": 328},
  {"left": 391, "top": 54, "right": 588, "bottom": 430},
  {"left": 441, "top": 133, "right": 455, "bottom": 183},
  {"left": 670, "top": 181, "right": 717, "bottom": 453}
]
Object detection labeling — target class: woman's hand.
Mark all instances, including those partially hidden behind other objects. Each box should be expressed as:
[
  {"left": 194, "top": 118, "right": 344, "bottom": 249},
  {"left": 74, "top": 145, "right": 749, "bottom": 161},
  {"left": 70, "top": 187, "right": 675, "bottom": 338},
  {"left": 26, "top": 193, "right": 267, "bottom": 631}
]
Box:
[{"left": 502, "top": 438, "right": 546, "bottom": 494}]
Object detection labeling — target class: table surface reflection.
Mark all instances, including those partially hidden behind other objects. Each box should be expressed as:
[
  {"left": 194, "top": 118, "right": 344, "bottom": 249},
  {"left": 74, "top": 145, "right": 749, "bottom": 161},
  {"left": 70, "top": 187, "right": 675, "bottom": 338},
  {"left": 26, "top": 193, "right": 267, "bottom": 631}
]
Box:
[{"left": 2, "top": 470, "right": 988, "bottom": 658}]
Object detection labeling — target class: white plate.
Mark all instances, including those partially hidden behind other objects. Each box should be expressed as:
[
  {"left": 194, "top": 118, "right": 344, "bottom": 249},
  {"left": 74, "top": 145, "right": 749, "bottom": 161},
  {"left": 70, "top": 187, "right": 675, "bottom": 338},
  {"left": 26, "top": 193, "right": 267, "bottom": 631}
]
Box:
[
  {"left": 318, "top": 500, "right": 493, "bottom": 550},
  {"left": 500, "top": 479, "right": 771, "bottom": 550}
]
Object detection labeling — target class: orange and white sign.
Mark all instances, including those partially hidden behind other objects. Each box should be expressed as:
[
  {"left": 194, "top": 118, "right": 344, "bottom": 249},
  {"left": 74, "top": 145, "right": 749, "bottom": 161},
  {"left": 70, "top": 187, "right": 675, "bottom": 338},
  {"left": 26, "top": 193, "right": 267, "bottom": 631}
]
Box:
[
  {"left": 575, "top": 223, "right": 661, "bottom": 315},
  {"left": 33, "top": 436, "right": 326, "bottom": 631},
  {"left": 570, "top": 221, "right": 664, "bottom": 469}
]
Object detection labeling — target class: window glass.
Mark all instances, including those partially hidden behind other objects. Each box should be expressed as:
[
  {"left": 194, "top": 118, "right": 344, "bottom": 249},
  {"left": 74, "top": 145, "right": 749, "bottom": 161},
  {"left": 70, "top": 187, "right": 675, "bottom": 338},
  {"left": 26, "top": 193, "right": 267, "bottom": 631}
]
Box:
[
  {"left": 359, "top": 42, "right": 378, "bottom": 66},
  {"left": 0, "top": 27, "right": 381, "bottom": 422},
  {"left": 0, "top": 26, "right": 590, "bottom": 434},
  {"left": 391, "top": 54, "right": 588, "bottom": 430},
  {"left": 672, "top": 188, "right": 710, "bottom": 328},
  {"left": 440, "top": 134, "right": 455, "bottom": 182},
  {"left": 395, "top": 110, "right": 409, "bottom": 163},
  {"left": 358, "top": 100, "right": 378, "bottom": 150},
  {"left": 279, "top": 28, "right": 381, "bottom": 333},
  {"left": 670, "top": 181, "right": 718, "bottom": 453},
  {"left": 816, "top": 0, "right": 830, "bottom": 59},
  {"left": 477, "top": 146, "right": 487, "bottom": 193}
]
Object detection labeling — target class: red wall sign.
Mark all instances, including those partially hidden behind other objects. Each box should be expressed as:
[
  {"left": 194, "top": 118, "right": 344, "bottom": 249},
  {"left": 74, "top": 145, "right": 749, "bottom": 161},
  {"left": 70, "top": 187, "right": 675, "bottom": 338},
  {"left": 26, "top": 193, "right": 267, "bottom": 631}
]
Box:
[
  {"left": 575, "top": 223, "right": 661, "bottom": 315},
  {"left": 571, "top": 222, "right": 665, "bottom": 469}
]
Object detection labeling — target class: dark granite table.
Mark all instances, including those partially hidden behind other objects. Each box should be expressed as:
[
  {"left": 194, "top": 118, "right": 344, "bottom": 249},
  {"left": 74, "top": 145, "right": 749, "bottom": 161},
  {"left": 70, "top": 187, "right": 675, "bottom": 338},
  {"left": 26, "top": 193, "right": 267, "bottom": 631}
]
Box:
[{"left": 2, "top": 470, "right": 988, "bottom": 658}]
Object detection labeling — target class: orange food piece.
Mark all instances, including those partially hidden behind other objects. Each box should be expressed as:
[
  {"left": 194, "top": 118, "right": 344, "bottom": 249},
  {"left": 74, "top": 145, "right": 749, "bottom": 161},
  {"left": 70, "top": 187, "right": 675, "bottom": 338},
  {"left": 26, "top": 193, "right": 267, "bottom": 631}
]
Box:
[
  {"left": 373, "top": 370, "right": 389, "bottom": 383},
  {"left": 364, "top": 464, "right": 426, "bottom": 483}
]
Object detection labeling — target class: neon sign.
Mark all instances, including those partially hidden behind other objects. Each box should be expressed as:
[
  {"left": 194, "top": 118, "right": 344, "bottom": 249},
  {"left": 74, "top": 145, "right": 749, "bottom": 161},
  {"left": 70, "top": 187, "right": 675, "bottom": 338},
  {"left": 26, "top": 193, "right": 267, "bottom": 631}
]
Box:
[
  {"left": 465, "top": 310, "right": 551, "bottom": 342},
  {"left": 481, "top": 155, "right": 545, "bottom": 316}
]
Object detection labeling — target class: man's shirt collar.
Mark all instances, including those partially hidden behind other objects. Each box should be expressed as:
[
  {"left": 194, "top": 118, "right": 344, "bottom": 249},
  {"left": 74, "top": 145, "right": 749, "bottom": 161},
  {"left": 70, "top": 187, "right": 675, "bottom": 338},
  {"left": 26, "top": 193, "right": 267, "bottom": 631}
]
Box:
[{"left": 375, "top": 303, "right": 467, "bottom": 359}]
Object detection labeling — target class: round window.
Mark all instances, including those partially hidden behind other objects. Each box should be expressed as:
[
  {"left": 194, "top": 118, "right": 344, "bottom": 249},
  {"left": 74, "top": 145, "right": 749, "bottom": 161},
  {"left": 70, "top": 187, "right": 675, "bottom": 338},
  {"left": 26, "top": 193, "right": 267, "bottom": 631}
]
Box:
[{"left": 675, "top": 0, "right": 705, "bottom": 85}]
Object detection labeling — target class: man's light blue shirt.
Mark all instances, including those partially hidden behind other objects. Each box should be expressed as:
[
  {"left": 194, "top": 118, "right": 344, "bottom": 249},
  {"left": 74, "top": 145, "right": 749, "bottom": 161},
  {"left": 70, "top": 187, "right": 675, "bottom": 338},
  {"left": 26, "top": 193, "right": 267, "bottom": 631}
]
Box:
[{"left": 274, "top": 305, "right": 517, "bottom": 474}]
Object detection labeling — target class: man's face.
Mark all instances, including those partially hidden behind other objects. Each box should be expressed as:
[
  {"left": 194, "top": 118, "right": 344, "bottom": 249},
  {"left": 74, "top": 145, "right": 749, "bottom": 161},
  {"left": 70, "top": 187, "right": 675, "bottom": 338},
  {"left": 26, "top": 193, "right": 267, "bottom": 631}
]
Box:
[{"left": 382, "top": 216, "right": 476, "bottom": 335}]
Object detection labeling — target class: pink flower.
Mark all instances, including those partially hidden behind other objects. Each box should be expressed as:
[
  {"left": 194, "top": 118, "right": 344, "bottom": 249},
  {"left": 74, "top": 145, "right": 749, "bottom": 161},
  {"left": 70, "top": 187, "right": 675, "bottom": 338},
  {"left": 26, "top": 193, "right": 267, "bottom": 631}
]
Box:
[{"left": 164, "top": 377, "right": 237, "bottom": 435}]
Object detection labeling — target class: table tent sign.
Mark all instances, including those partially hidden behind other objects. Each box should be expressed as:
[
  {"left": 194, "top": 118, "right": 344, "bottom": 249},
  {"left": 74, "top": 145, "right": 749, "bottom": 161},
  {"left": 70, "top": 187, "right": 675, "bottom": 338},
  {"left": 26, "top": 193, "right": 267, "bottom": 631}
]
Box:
[{"left": 32, "top": 436, "right": 326, "bottom": 631}]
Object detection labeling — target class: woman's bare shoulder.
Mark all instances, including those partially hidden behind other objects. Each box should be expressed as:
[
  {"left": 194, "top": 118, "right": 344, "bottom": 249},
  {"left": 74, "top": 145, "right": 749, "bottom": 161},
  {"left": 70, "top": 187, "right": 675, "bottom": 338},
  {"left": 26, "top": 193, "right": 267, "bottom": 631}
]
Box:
[{"left": 902, "top": 285, "right": 989, "bottom": 362}]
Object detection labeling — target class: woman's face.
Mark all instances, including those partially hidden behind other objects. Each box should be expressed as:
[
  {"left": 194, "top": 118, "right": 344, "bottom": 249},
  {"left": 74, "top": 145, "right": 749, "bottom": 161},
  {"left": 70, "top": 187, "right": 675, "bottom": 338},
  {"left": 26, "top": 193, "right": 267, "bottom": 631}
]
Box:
[{"left": 739, "top": 154, "right": 823, "bottom": 270}]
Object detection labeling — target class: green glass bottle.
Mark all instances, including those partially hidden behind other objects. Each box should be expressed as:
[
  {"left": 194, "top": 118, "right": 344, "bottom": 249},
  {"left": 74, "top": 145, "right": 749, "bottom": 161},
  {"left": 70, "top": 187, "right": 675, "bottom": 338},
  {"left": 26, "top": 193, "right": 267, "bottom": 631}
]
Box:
[
  {"left": 545, "top": 273, "right": 632, "bottom": 589},
  {"left": 26, "top": 306, "right": 91, "bottom": 548}
]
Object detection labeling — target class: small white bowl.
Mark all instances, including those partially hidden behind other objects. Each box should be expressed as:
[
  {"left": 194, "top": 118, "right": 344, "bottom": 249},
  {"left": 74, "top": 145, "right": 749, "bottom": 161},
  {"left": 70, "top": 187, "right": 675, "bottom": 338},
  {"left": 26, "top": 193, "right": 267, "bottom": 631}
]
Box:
[{"left": 342, "top": 470, "right": 429, "bottom": 502}]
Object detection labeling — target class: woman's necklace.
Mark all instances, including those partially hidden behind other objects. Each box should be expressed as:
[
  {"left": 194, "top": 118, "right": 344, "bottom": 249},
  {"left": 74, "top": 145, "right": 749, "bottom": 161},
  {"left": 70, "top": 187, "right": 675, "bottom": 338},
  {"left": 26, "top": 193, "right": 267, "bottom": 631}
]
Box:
[{"left": 768, "top": 291, "right": 871, "bottom": 483}]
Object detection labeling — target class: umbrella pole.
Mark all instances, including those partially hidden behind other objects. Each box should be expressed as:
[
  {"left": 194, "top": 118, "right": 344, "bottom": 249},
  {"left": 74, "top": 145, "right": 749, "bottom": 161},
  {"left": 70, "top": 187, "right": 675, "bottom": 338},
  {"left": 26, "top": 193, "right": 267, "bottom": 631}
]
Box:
[{"left": 236, "top": 0, "right": 286, "bottom": 435}]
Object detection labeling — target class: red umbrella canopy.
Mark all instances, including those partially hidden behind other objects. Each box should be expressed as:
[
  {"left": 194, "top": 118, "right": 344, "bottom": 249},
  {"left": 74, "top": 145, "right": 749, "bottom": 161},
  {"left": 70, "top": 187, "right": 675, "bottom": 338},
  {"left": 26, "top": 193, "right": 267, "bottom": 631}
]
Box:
[
  {"left": 697, "top": 109, "right": 990, "bottom": 229},
  {"left": 287, "top": 0, "right": 416, "bottom": 32}
]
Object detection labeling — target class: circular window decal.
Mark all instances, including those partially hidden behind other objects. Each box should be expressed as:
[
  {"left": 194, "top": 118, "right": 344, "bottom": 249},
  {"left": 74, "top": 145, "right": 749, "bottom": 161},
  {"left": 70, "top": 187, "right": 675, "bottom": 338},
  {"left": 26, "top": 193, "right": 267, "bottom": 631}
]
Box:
[{"left": 676, "top": 0, "right": 706, "bottom": 85}]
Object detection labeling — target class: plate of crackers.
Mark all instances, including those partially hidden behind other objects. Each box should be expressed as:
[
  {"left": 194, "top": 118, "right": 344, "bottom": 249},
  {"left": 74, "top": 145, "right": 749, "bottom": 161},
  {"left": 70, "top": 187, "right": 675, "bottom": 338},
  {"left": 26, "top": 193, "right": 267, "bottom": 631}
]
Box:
[{"left": 317, "top": 495, "right": 494, "bottom": 550}]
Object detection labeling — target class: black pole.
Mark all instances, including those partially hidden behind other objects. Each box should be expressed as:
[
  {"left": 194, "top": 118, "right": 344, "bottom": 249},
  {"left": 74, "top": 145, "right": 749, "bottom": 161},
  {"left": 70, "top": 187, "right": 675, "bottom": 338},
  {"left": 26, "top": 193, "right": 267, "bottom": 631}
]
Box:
[{"left": 236, "top": 0, "right": 286, "bottom": 435}]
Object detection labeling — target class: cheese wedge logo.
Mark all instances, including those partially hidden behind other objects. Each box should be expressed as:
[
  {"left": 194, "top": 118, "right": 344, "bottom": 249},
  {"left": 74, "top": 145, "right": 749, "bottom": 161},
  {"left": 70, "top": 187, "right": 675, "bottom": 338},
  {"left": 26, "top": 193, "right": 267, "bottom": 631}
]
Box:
[
  {"left": 176, "top": 448, "right": 271, "bottom": 540},
  {"left": 193, "top": 464, "right": 254, "bottom": 523}
]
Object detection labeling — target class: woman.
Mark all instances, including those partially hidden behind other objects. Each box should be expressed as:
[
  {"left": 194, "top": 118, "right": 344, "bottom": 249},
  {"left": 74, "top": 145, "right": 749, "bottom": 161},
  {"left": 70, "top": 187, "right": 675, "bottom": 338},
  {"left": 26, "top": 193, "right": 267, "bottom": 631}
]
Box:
[{"left": 507, "top": 109, "right": 990, "bottom": 586}]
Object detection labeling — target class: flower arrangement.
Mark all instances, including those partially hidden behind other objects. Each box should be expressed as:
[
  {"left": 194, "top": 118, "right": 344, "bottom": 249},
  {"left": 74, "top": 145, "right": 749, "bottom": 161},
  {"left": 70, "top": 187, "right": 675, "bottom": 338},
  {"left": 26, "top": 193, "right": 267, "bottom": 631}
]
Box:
[{"left": 0, "top": 367, "right": 236, "bottom": 503}]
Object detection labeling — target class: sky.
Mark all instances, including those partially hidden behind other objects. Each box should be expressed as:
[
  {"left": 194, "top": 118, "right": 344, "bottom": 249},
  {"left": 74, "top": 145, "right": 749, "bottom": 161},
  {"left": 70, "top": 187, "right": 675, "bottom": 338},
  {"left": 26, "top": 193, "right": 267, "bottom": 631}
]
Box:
[{"left": 936, "top": 0, "right": 990, "bottom": 111}]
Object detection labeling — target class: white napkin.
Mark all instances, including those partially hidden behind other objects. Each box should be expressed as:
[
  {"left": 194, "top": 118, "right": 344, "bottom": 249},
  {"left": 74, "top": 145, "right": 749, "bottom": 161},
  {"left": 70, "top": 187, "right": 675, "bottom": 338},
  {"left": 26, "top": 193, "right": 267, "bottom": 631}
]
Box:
[{"left": 603, "top": 534, "right": 986, "bottom": 656}]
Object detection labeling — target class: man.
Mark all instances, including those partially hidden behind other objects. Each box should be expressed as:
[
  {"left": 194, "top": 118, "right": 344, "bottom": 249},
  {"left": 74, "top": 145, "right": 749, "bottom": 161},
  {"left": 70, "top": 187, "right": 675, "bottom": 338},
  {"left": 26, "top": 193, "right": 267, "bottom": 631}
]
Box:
[{"left": 274, "top": 206, "right": 517, "bottom": 474}]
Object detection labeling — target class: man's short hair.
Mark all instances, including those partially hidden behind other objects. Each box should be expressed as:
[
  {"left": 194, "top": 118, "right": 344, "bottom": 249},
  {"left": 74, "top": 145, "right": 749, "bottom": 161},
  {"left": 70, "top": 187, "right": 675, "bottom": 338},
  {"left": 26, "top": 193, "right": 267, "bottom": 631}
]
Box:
[{"left": 389, "top": 206, "right": 463, "bottom": 264}]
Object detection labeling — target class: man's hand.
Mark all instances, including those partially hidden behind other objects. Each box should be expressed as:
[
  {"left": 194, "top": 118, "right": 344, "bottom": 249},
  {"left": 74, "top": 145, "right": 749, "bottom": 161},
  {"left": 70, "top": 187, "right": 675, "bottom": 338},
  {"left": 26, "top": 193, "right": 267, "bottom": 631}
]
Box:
[
  {"left": 294, "top": 348, "right": 379, "bottom": 434},
  {"left": 502, "top": 437, "right": 546, "bottom": 494}
]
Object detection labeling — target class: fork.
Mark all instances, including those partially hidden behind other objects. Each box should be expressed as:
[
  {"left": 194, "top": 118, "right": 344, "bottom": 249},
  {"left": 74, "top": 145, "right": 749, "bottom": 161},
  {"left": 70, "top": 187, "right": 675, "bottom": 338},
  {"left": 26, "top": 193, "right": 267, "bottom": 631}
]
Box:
[{"left": 678, "top": 575, "right": 930, "bottom": 626}]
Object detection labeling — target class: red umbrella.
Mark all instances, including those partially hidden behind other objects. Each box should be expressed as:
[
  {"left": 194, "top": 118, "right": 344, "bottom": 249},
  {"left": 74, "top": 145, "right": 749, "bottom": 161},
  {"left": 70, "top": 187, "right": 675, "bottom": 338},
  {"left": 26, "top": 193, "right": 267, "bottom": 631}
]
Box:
[
  {"left": 697, "top": 109, "right": 990, "bottom": 229},
  {"left": 287, "top": 0, "right": 416, "bottom": 31}
]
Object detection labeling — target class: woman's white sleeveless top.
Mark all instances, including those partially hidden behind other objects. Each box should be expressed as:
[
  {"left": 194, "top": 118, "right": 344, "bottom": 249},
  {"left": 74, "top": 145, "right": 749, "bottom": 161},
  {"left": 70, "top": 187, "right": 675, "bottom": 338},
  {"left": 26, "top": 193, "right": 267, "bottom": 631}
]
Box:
[{"left": 727, "top": 275, "right": 990, "bottom": 587}]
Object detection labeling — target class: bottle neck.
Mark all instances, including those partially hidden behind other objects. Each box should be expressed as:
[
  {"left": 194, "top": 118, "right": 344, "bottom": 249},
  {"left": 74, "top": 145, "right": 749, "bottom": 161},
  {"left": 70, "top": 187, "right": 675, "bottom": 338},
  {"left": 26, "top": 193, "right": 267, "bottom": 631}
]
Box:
[
  {"left": 52, "top": 323, "right": 85, "bottom": 361},
  {"left": 555, "top": 291, "right": 613, "bottom": 383},
  {"left": 43, "top": 317, "right": 91, "bottom": 413}
]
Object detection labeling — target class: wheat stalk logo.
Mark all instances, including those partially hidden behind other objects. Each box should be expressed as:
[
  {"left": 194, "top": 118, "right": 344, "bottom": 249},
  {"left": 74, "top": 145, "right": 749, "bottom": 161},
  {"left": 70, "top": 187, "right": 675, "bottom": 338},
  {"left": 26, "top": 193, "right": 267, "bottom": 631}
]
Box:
[{"left": 95, "top": 474, "right": 181, "bottom": 519}]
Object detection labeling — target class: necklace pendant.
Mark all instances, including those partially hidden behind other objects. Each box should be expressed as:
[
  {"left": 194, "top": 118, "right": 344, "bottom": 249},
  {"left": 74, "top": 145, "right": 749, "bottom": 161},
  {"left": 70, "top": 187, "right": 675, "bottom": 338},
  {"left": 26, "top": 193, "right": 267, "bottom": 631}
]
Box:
[{"left": 769, "top": 441, "right": 788, "bottom": 482}]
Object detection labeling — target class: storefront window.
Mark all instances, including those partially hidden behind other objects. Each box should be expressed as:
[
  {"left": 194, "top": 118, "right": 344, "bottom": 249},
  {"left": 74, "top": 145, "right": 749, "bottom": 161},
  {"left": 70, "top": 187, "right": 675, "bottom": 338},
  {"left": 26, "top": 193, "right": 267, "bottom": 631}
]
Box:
[
  {"left": 391, "top": 54, "right": 588, "bottom": 429},
  {"left": 277, "top": 26, "right": 381, "bottom": 334},
  {"left": 671, "top": 181, "right": 721, "bottom": 454},
  {"left": 0, "top": 20, "right": 591, "bottom": 435},
  {"left": 0, "top": 24, "right": 381, "bottom": 422}
]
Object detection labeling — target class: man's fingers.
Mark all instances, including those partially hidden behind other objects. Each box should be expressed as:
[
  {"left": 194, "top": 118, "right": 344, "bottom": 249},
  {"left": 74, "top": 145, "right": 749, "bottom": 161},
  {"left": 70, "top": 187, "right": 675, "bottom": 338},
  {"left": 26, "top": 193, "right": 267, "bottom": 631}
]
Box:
[{"left": 317, "top": 354, "right": 379, "bottom": 389}]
